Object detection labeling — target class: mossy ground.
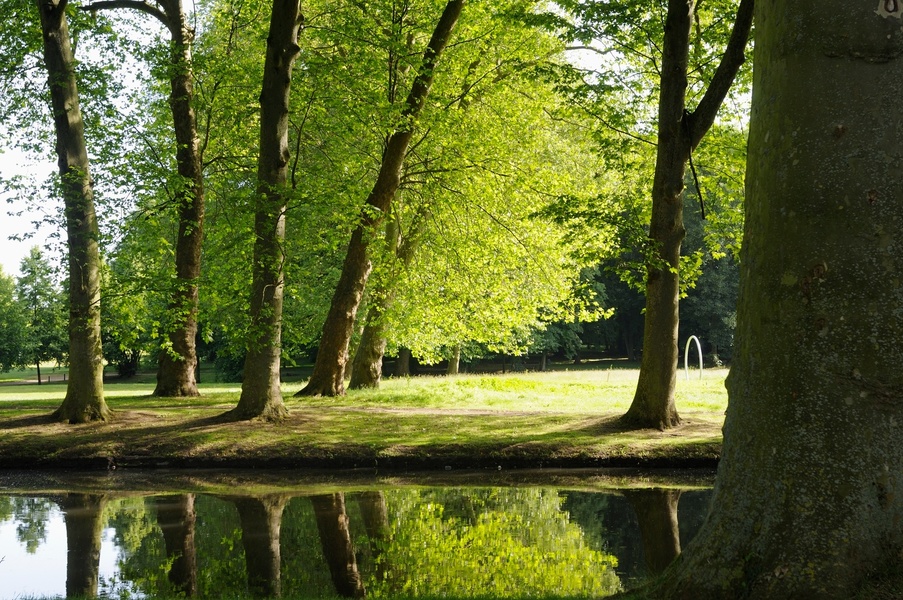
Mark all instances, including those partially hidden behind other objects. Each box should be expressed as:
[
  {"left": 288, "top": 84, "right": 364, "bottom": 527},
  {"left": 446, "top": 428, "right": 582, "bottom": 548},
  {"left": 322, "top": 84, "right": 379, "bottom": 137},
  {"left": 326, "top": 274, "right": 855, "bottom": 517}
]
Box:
[{"left": 0, "top": 365, "right": 726, "bottom": 470}]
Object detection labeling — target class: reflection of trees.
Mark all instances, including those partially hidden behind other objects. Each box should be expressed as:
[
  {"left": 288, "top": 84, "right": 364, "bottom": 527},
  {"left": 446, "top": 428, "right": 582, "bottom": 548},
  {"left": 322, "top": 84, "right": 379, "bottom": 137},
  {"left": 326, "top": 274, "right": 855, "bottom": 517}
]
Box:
[
  {"left": 624, "top": 489, "right": 682, "bottom": 574},
  {"left": 57, "top": 493, "right": 107, "bottom": 598},
  {"left": 311, "top": 493, "right": 366, "bottom": 598},
  {"left": 355, "top": 491, "right": 390, "bottom": 584},
  {"left": 369, "top": 488, "right": 620, "bottom": 597},
  {"left": 153, "top": 494, "right": 198, "bottom": 596},
  {"left": 12, "top": 497, "right": 55, "bottom": 553},
  {"left": 233, "top": 495, "right": 289, "bottom": 598}
]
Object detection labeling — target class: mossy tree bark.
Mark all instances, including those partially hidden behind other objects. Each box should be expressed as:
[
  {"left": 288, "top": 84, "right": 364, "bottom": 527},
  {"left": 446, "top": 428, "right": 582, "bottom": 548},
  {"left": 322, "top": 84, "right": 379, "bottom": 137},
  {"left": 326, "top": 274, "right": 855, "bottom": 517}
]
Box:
[
  {"left": 82, "top": 0, "right": 206, "bottom": 399},
  {"left": 38, "top": 0, "right": 110, "bottom": 424},
  {"left": 647, "top": 1, "right": 903, "bottom": 597},
  {"left": 297, "top": 0, "right": 464, "bottom": 397},
  {"left": 624, "top": 0, "right": 753, "bottom": 430},
  {"left": 230, "top": 0, "right": 304, "bottom": 421}
]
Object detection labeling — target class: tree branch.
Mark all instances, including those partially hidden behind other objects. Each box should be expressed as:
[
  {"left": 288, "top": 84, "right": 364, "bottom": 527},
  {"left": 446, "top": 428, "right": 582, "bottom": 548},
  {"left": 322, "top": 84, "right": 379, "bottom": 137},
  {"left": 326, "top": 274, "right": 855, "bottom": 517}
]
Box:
[
  {"left": 687, "top": 0, "right": 753, "bottom": 148},
  {"left": 80, "top": 0, "right": 171, "bottom": 30}
]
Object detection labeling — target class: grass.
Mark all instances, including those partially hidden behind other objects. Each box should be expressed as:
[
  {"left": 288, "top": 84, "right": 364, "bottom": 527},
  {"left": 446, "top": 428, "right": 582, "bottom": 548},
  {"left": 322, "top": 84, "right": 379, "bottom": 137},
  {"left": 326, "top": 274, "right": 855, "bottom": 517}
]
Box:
[{"left": 0, "top": 367, "right": 728, "bottom": 471}]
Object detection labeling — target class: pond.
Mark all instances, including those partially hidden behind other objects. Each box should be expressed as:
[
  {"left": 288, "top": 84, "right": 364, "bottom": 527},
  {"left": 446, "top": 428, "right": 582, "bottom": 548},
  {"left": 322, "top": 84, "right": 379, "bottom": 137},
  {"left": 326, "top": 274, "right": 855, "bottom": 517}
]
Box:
[{"left": 0, "top": 469, "right": 714, "bottom": 599}]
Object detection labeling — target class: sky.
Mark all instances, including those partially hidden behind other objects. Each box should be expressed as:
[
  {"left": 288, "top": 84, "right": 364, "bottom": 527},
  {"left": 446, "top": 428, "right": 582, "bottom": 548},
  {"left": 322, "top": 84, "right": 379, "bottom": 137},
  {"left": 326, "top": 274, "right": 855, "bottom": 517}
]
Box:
[{"left": 0, "top": 149, "right": 56, "bottom": 278}]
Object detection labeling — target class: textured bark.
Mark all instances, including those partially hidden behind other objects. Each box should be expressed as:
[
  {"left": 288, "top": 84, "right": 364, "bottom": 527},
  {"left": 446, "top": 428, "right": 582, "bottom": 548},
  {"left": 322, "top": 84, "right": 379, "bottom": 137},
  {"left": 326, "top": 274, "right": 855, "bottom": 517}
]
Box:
[
  {"left": 348, "top": 308, "right": 388, "bottom": 389},
  {"left": 58, "top": 494, "right": 106, "bottom": 598},
  {"left": 297, "top": 0, "right": 464, "bottom": 397},
  {"left": 648, "top": 1, "right": 903, "bottom": 597},
  {"left": 312, "top": 493, "right": 366, "bottom": 598},
  {"left": 230, "top": 0, "right": 303, "bottom": 420},
  {"left": 38, "top": 0, "right": 110, "bottom": 424},
  {"left": 625, "top": 0, "right": 753, "bottom": 430},
  {"left": 233, "top": 495, "right": 289, "bottom": 598},
  {"left": 154, "top": 0, "right": 204, "bottom": 398},
  {"left": 153, "top": 494, "right": 198, "bottom": 597},
  {"left": 624, "top": 489, "right": 682, "bottom": 575}
]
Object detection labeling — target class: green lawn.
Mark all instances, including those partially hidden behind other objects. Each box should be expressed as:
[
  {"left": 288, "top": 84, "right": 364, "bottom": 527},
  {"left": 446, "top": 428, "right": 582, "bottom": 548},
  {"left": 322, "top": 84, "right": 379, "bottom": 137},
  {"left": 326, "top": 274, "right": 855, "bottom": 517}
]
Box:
[{"left": 0, "top": 368, "right": 728, "bottom": 470}]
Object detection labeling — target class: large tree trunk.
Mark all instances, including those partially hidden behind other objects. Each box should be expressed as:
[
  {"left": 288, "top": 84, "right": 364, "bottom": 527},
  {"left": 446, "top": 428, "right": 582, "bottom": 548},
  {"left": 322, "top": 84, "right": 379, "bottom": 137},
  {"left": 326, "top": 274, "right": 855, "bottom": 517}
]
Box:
[
  {"left": 154, "top": 0, "right": 204, "bottom": 398},
  {"left": 153, "top": 494, "right": 198, "bottom": 597},
  {"left": 312, "top": 493, "right": 366, "bottom": 598},
  {"left": 297, "top": 0, "right": 464, "bottom": 397},
  {"left": 648, "top": 1, "right": 903, "bottom": 597},
  {"left": 230, "top": 0, "right": 304, "bottom": 421},
  {"left": 356, "top": 491, "right": 391, "bottom": 583},
  {"left": 395, "top": 347, "right": 412, "bottom": 376},
  {"left": 348, "top": 306, "right": 388, "bottom": 389},
  {"left": 446, "top": 345, "right": 461, "bottom": 375},
  {"left": 38, "top": 0, "right": 110, "bottom": 424},
  {"left": 233, "top": 495, "right": 289, "bottom": 598},
  {"left": 58, "top": 494, "right": 107, "bottom": 598},
  {"left": 624, "top": 0, "right": 753, "bottom": 430}
]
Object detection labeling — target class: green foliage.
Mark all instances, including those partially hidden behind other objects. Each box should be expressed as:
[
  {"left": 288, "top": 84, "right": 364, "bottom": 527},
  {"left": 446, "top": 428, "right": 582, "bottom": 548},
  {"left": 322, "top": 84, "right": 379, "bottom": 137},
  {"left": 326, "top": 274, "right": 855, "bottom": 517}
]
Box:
[
  {"left": 15, "top": 248, "right": 66, "bottom": 371},
  {"left": 0, "top": 265, "right": 27, "bottom": 371}
]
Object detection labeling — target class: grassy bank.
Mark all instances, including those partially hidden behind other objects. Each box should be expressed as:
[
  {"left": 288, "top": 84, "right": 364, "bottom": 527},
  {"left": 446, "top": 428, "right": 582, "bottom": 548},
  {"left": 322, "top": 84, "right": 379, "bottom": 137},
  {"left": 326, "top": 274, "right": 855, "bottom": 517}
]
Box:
[{"left": 0, "top": 368, "right": 727, "bottom": 470}]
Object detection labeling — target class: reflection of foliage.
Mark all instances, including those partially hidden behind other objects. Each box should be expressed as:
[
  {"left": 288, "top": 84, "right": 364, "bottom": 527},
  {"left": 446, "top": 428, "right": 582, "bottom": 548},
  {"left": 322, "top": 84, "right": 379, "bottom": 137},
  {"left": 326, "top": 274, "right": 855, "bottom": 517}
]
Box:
[
  {"left": 11, "top": 498, "right": 56, "bottom": 554},
  {"left": 370, "top": 488, "right": 621, "bottom": 597}
]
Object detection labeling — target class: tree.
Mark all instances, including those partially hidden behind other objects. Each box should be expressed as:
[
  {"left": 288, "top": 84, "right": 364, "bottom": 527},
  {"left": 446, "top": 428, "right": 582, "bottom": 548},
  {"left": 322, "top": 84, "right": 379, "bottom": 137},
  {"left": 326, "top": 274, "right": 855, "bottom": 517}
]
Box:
[
  {"left": 0, "top": 266, "right": 27, "bottom": 372},
  {"left": 80, "top": 0, "right": 207, "bottom": 398},
  {"left": 37, "top": 0, "right": 111, "bottom": 423},
  {"left": 621, "top": 0, "right": 753, "bottom": 429},
  {"left": 297, "top": 0, "right": 465, "bottom": 397},
  {"left": 17, "top": 247, "right": 67, "bottom": 383},
  {"left": 227, "top": 0, "right": 304, "bottom": 421},
  {"left": 641, "top": 1, "right": 903, "bottom": 597}
]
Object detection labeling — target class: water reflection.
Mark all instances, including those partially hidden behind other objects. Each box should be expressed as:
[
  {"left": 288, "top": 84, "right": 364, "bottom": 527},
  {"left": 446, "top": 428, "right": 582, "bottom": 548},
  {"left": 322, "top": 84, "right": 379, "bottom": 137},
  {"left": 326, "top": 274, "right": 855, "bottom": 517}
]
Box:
[{"left": 0, "top": 474, "right": 713, "bottom": 599}]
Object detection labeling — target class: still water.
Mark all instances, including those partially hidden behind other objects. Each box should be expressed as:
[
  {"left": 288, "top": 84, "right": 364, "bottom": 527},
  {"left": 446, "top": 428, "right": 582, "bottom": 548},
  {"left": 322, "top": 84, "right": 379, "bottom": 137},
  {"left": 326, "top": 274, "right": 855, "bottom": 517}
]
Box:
[{"left": 0, "top": 470, "right": 713, "bottom": 599}]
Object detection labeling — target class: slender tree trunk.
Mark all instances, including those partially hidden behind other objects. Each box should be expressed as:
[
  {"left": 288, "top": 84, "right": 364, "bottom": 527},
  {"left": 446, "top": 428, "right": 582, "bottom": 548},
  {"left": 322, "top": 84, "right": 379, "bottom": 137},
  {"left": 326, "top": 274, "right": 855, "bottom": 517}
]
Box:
[
  {"left": 154, "top": 0, "right": 204, "bottom": 398},
  {"left": 650, "top": 1, "right": 903, "bottom": 597},
  {"left": 624, "top": 0, "right": 753, "bottom": 430},
  {"left": 446, "top": 345, "right": 461, "bottom": 375},
  {"left": 58, "top": 493, "right": 106, "bottom": 598},
  {"left": 297, "top": 0, "right": 464, "bottom": 397},
  {"left": 312, "top": 493, "right": 366, "bottom": 598},
  {"left": 233, "top": 495, "right": 289, "bottom": 598},
  {"left": 36, "top": 361, "right": 42, "bottom": 385},
  {"left": 38, "top": 0, "right": 110, "bottom": 424},
  {"left": 230, "top": 0, "right": 304, "bottom": 420},
  {"left": 623, "top": 489, "right": 682, "bottom": 575},
  {"left": 153, "top": 494, "right": 198, "bottom": 597}
]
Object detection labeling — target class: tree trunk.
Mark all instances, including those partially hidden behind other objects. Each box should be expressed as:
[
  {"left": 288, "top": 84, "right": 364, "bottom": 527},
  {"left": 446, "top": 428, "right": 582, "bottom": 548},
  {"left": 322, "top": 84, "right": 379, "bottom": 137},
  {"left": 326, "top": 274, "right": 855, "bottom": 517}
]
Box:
[
  {"left": 230, "top": 0, "right": 303, "bottom": 421},
  {"left": 624, "top": 0, "right": 753, "bottom": 430},
  {"left": 348, "top": 306, "right": 388, "bottom": 390},
  {"left": 312, "top": 493, "right": 366, "bottom": 598},
  {"left": 297, "top": 0, "right": 464, "bottom": 397},
  {"left": 154, "top": 0, "right": 204, "bottom": 398},
  {"left": 153, "top": 494, "right": 198, "bottom": 597},
  {"left": 623, "top": 489, "right": 682, "bottom": 575},
  {"left": 649, "top": 1, "right": 903, "bottom": 597},
  {"left": 38, "top": 0, "right": 110, "bottom": 424},
  {"left": 233, "top": 495, "right": 289, "bottom": 598},
  {"left": 58, "top": 493, "right": 106, "bottom": 598},
  {"left": 446, "top": 345, "right": 461, "bottom": 375},
  {"left": 395, "top": 347, "right": 411, "bottom": 376},
  {"left": 36, "top": 361, "right": 42, "bottom": 385}
]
